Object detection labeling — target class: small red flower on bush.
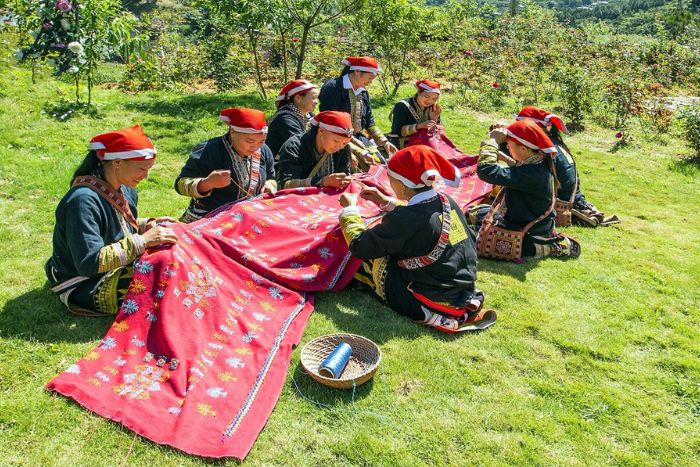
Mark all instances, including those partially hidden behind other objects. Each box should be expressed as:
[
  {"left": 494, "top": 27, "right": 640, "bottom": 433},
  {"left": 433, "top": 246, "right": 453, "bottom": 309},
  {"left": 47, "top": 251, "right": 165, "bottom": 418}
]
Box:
[
  {"left": 56, "top": 0, "right": 72, "bottom": 12},
  {"left": 491, "top": 81, "right": 500, "bottom": 89},
  {"left": 292, "top": 37, "right": 300, "bottom": 43},
  {"left": 465, "top": 50, "right": 474, "bottom": 57},
  {"left": 615, "top": 131, "right": 623, "bottom": 139}
]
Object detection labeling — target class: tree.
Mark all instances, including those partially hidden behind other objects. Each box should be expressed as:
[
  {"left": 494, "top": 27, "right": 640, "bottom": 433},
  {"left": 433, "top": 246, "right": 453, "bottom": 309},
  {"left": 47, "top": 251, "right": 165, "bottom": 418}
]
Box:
[
  {"left": 280, "top": 0, "right": 363, "bottom": 78},
  {"left": 199, "top": 0, "right": 272, "bottom": 98},
  {"left": 357, "top": 0, "right": 430, "bottom": 97},
  {"left": 16, "top": 0, "right": 143, "bottom": 105}
]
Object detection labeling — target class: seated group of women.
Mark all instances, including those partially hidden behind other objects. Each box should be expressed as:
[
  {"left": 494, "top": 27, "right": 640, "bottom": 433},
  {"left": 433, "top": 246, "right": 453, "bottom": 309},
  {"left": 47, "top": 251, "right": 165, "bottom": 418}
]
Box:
[{"left": 45, "top": 55, "right": 610, "bottom": 333}]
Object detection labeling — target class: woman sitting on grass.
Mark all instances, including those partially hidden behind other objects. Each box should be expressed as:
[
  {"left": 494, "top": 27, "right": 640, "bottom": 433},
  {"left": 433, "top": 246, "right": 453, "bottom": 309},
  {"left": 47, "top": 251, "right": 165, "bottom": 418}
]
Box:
[
  {"left": 175, "top": 108, "right": 277, "bottom": 223},
  {"left": 388, "top": 79, "right": 442, "bottom": 149},
  {"left": 338, "top": 145, "right": 496, "bottom": 333},
  {"left": 319, "top": 56, "right": 397, "bottom": 169},
  {"left": 516, "top": 106, "right": 618, "bottom": 227},
  {"left": 473, "top": 119, "right": 581, "bottom": 259},
  {"left": 265, "top": 79, "right": 318, "bottom": 162},
  {"left": 277, "top": 111, "right": 354, "bottom": 189},
  {"left": 45, "top": 126, "right": 178, "bottom": 315}
]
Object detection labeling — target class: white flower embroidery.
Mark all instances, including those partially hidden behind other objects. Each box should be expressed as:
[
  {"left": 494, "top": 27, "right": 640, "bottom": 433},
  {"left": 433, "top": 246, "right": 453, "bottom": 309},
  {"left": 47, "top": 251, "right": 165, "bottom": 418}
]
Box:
[
  {"left": 206, "top": 387, "right": 228, "bottom": 398},
  {"left": 226, "top": 357, "right": 245, "bottom": 369}
]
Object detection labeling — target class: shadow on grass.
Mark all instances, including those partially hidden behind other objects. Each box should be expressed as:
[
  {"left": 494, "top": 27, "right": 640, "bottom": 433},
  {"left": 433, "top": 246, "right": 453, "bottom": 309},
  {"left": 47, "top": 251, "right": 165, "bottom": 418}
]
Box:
[
  {"left": 289, "top": 362, "right": 378, "bottom": 408},
  {"left": 313, "top": 288, "right": 472, "bottom": 345},
  {"left": 668, "top": 154, "right": 700, "bottom": 176},
  {"left": 123, "top": 92, "right": 271, "bottom": 156},
  {"left": 0, "top": 286, "right": 111, "bottom": 343},
  {"left": 124, "top": 92, "right": 269, "bottom": 123},
  {"left": 477, "top": 257, "right": 539, "bottom": 282}
]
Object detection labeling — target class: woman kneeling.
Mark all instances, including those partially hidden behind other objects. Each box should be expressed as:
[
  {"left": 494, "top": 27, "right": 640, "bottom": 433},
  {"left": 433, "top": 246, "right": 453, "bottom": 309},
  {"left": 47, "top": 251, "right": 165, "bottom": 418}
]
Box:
[
  {"left": 338, "top": 145, "right": 495, "bottom": 333},
  {"left": 46, "top": 126, "right": 178, "bottom": 315},
  {"left": 474, "top": 120, "right": 580, "bottom": 260}
]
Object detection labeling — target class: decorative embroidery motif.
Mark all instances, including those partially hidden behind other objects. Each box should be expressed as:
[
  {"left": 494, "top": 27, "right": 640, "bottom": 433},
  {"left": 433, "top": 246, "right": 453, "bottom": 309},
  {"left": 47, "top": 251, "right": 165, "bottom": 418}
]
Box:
[
  {"left": 178, "top": 263, "right": 219, "bottom": 309},
  {"left": 222, "top": 135, "right": 262, "bottom": 199},
  {"left": 113, "top": 364, "right": 169, "bottom": 400}
]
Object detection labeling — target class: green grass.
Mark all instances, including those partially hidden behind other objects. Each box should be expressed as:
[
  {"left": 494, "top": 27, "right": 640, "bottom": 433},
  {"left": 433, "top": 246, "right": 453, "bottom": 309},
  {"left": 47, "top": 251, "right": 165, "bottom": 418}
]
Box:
[{"left": 1, "top": 34, "right": 700, "bottom": 465}]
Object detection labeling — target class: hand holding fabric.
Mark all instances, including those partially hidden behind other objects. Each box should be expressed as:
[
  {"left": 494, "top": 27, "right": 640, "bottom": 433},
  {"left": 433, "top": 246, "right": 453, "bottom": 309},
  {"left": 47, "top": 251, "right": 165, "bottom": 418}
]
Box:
[
  {"left": 261, "top": 180, "right": 277, "bottom": 195},
  {"left": 384, "top": 142, "right": 398, "bottom": 156},
  {"left": 339, "top": 193, "right": 358, "bottom": 207},
  {"left": 322, "top": 173, "right": 351, "bottom": 189},
  {"left": 142, "top": 225, "right": 178, "bottom": 248},
  {"left": 359, "top": 184, "right": 391, "bottom": 206}
]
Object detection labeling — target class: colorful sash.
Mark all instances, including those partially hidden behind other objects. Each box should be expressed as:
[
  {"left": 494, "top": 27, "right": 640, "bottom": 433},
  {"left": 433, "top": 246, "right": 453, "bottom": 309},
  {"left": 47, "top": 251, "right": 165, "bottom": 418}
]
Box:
[
  {"left": 397, "top": 192, "right": 451, "bottom": 270},
  {"left": 222, "top": 136, "right": 262, "bottom": 198}
]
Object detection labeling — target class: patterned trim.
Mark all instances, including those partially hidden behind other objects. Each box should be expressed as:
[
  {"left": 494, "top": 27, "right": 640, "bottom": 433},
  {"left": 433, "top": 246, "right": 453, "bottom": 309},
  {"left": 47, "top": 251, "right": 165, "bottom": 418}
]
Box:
[
  {"left": 222, "top": 136, "right": 262, "bottom": 198},
  {"left": 371, "top": 256, "right": 390, "bottom": 301},
  {"left": 397, "top": 193, "right": 451, "bottom": 270},
  {"left": 93, "top": 267, "right": 132, "bottom": 314},
  {"left": 72, "top": 176, "right": 139, "bottom": 230},
  {"left": 222, "top": 295, "right": 307, "bottom": 438},
  {"left": 349, "top": 89, "right": 363, "bottom": 134},
  {"left": 328, "top": 251, "right": 353, "bottom": 290}
]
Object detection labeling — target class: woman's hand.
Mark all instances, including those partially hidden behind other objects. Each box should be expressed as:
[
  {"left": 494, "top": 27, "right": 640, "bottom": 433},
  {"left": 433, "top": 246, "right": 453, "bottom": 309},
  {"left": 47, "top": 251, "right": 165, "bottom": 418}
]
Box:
[
  {"left": 428, "top": 103, "right": 441, "bottom": 121},
  {"left": 361, "top": 151, "right": 377, "bottom": 166},
  {"left": 339, "top": 193, "right": 358, "bottom": 208},
  {"left": 322, "top": 173, "right": 351, "bottom": 189},
  {"left": 489, "top": 127, "right": 508, "bottom": 145},
  {"left": 198, "top": 169, "right": 231, "bottom": 193},
  {"left": 417, "top": 121, "right": 437, "bottom": 131},
  {"left": 384, "top": 142, "right": 399, "bottom": 156},
  {"left": 261, "top": 180, "right": 277, "bottom": 195},
  {"left": 143, "top": 216, "right": 179, "bottom": 232},
  {"left": 359, "top": 184, "right": 391, "bottom": 205},
  {"left": 142, "top": 225, "right": 178, "bottom": 248}
]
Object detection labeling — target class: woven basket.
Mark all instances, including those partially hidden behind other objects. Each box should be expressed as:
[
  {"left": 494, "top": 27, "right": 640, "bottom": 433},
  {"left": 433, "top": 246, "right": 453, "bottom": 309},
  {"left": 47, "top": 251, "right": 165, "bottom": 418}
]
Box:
[{"left": 301, "top": 333, "right": 381, "bottom": 389}]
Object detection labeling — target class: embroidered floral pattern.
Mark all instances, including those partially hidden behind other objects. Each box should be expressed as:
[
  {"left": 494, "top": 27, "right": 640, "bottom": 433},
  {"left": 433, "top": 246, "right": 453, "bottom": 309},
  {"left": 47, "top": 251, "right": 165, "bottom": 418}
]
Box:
[{"left": 113, "top": 365, "right": 169, "bottom": 400}]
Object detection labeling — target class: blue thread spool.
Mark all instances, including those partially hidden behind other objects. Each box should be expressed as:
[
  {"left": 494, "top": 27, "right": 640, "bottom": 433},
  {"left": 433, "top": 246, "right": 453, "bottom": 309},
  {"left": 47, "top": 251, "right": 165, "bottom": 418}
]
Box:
[{"left": 318, "top": 342, "right": 352, "bottom": 379}]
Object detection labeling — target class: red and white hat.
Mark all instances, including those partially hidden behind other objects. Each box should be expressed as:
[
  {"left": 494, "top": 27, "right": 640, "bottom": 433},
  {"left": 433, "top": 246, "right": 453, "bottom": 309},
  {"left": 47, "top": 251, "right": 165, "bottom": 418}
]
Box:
[
  {"left": 219, "top": 108, "right": 268, "bottom": 134},
  {"left": 310, "top": 111, "right": 353, "bottom": 137},
  {"left": 415, "top": 79, "right": 441, "bottom": 94},
  {"left": 342, "top": 56, "right": 380, "bottom": 74},
  {"left": 506, "top": 120, "right": 557, "bottom": 155},
  {"left": 275, "top": 79, "right": 316, "bottom": 107},
  {"left": 387, "top": 145, "right": 460, "bottom": 189},
  {"left": 516, "top": 105, "right": 568, "bottom": 133},
  {"left": 88, "top": 125, "right": 156, "bottom": 161}
]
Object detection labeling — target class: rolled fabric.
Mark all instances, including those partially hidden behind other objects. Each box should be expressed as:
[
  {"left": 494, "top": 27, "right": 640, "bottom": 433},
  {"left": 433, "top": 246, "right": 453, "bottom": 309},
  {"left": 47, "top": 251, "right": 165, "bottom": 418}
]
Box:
[{"left": 318, "top": 342, "right": 352, "bottom": 379}]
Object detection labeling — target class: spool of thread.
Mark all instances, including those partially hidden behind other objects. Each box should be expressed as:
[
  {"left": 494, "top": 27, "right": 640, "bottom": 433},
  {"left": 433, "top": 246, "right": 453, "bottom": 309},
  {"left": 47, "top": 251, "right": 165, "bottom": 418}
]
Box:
[{"left": 318, "top": 342, "right": 352, "bottom": 379}]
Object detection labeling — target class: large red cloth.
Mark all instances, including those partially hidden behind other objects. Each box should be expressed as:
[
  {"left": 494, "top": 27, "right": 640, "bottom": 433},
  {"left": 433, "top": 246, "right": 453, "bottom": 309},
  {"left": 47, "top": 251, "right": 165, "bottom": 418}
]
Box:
[{"left": 46, "top": 147, "right": 491, "bottom": 460}]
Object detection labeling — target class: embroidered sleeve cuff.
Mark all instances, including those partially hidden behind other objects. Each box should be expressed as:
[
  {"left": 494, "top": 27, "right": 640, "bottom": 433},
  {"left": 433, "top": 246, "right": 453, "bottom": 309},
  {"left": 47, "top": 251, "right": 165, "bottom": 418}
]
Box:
[
  {"left": 338, "top": 211, "right": 365, "bottom": 245},
  {"left": 97, "top": 236, "right": 142, "bottom": 273},
  {"left": 368, "top": 125, "right": 388, "bottom": 147},
  {"left": 401, "top": 124, "right": 418, "bottom": 137},
  {"left": 379, "top": 197, "right": 399, "bottom": 212},
  {"left": 339, "top": 205, "right": 361, "bottom": 217},
  {"left": 478, "top": 140, "right": 499, "bottom": 165},
  {"left": 348, "top": 142, "right": 366, "bottom": 159},
  {"left": 177, "top": 177, "right": 210, "bottom": 198}
]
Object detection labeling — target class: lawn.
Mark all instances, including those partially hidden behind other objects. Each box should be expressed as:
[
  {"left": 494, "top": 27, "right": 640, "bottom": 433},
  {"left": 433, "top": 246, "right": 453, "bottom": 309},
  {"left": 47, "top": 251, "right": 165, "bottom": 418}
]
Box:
[{"left": 1, "top": 35, "right": 699, "bottom": 465}]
